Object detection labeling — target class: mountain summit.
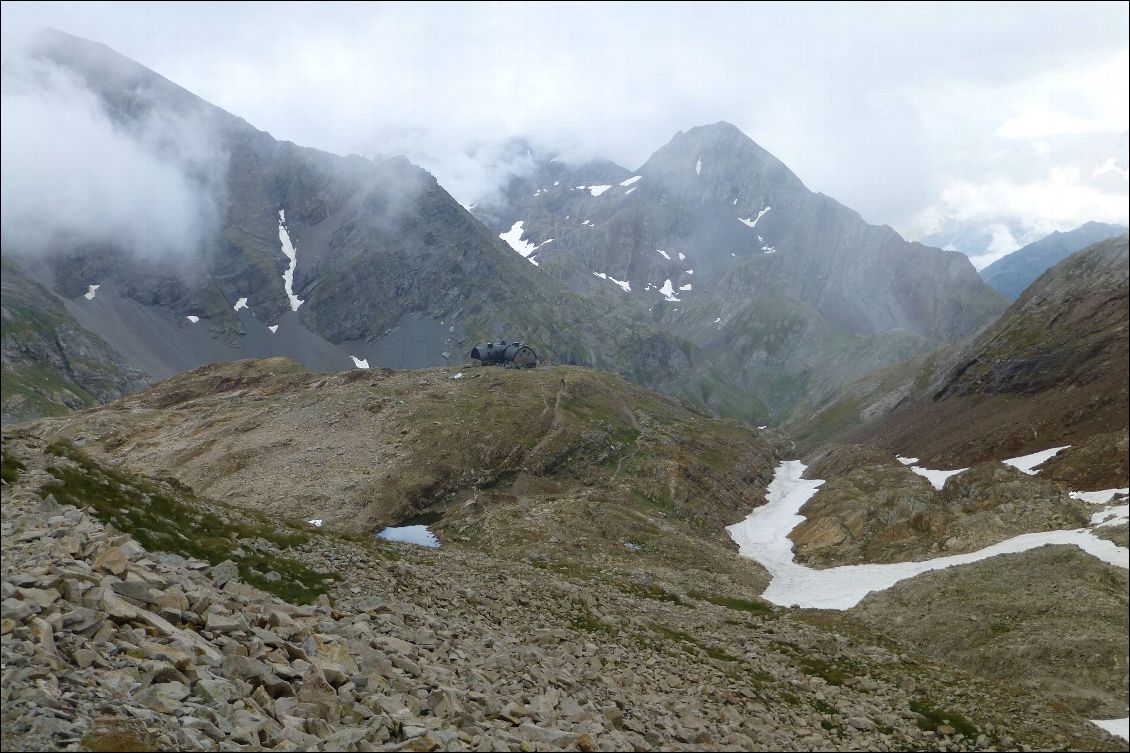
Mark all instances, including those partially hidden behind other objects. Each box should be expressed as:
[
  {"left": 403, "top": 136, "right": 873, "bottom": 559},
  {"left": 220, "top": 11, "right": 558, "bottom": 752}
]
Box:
[{"left": 475, "top": 122, "right": 1008, "bottom": 419}]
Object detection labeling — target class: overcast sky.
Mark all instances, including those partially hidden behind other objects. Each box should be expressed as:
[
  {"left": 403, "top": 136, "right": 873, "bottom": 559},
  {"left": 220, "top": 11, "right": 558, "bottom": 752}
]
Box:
[{"left": 3, "top": 1, "right": 1127, "bottom": 265}]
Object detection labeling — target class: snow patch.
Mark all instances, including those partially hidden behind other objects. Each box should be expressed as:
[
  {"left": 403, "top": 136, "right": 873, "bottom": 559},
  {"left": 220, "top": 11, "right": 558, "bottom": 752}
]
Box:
[
  {"left": 713, "top": 317, "right": 722, "bottom": 324},
  {"left": 1091, "top": 718, "right": 1129, "bottom": 742},
  {"left": 233, "top": 297, "right": 248, "bottom": 312},
  {"left": 727, "top": 460, "right": 1129, "bottom": 610},
  {"left": 452, "top": 372, "right": 464, "bottom": 380},
  {"left": 678, "top": 283, "right": 692, "bottom": 291},
  {"left": 1091, "top": 504, "right": 1129, "bottom": 528},
  {"left": 624, "top": 187, "right": 638, "bottom": 195},
  {"left": 908, "top": 465, "right": 968, "bottom": 490},
  {"left": 1070, "top": 488, "right": 1129, "bottom": 505},
  {"left": 350, "top": 355, "right": 369, "bottom": 369},
  {"left": 307, "top": 519, "right": 323, "bottom": 527},
  {"left": 377, "top": 525, "right": 440, "bottom": 548},
  {"left": 896, "top": 455, "right": 919, "bottom": 465},
  {"left": 620, "top": 175, "right": 642, "bottom": 187},
  {"left": 656, "top": 249, "right": 671, "bottom": 260},
  {"left": 499, "top": 221, "right": 537, "bottom": 258},
  {"left": 83, "top": 284, "right": 99, "bottom": 300},
  {"left": 278, "top": 210, "right": 304, "bottom": 311},
  {"left": 761, "top": 245, "right": 777, "bottom": 254},
  {"left": 593, "top": 271, "right": 631, "bottom": 292},
  {"left": 1002, "top": 446, "right": 1070, "bottom": 475},
  {"left": 267, "top": 325, "right": 278, "bottom": 334},
  {"left": 588, "top": 185, "right": 612, "bottom": 197},
  {"left": 695, "top": 157, "right": 702, "bottom": 175},
  {"left": 185, "top": 315, "right": 200, "bottom": 323},
  {"left": 678, "top": 252, "right": 686, "bottom": 261},
  {"left": 658, "top": 279, "right": 680, "bottom": 302},
  {"left": 739, "top": 206, "right": 772, "bottom": 229}
]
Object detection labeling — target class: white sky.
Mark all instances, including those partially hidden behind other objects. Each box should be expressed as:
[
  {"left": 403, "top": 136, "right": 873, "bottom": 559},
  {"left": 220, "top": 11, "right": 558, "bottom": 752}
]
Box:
[{"left": 2, "top": 1, "right": 1127, "bottom": 257}]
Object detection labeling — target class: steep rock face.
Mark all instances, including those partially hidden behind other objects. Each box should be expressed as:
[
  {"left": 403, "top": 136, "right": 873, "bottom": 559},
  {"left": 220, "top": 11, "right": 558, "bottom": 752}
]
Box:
[
  {"left": 635, "top": 124, "right": 1004, "bottom": 343},
  {"left": 980, "top": 221, "right": 1127, "bottom": 300},
  {"left": 476, "top": 123, "right": 1006, "bottom": 421}
]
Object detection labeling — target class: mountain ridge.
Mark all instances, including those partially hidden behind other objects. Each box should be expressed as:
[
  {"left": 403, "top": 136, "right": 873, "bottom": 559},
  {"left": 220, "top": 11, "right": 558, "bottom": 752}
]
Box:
[{"left": 980, "top": 221, "right": 1128, "bottom": 300}]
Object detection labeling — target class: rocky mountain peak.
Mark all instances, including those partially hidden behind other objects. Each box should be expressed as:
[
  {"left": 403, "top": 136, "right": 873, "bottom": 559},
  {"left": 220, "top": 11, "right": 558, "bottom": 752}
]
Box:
[{"left": 639, "top": 121, "right": 806, "bottom": 206}]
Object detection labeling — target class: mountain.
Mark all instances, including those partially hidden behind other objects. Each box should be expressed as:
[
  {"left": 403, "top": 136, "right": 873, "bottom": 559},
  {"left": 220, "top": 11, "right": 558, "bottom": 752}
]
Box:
[
  {"left": 796, "top": 235, "right": 1129, "bottom": 486},
  {"left": 980, "top": 221, "right": 1128, "bottom": 300},
  {"left": 1, "top": 30, "right": 706, "bottom": 422},
  {"left": 2, "top": 34, "right": 1009, "bottom": 428},
  {"left": 474, "top": 123, "right": 1008, "bottom": 421}
]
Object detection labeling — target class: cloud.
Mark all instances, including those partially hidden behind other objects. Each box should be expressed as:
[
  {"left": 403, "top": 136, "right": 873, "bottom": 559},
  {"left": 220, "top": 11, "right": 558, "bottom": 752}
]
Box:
[
  {"left": 0, "top": 2, "right": 1127, "bottom": 257},
  {"left": 965, "top": 225, "right": 1022, "bottom": 271},
  {"left": 0, "top": 38, "right": 227, "bottom": 260}
]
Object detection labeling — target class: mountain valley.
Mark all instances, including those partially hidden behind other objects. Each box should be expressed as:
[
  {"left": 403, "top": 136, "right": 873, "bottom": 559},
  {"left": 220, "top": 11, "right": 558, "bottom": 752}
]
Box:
[{"left": 1, "top": 25, "right": 1128, "bottom": 753}]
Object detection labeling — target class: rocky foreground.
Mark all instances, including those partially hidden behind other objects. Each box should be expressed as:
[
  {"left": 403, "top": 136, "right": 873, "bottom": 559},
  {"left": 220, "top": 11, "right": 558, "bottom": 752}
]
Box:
[{"left": 2, "top": 434, "right": 1125, "bottom": 752}]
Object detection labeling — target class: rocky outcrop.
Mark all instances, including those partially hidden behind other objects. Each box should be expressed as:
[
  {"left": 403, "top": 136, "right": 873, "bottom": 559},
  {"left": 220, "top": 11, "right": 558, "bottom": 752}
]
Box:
[{"left": 792, "top": 446, "right": 1091, "bottom": 567}]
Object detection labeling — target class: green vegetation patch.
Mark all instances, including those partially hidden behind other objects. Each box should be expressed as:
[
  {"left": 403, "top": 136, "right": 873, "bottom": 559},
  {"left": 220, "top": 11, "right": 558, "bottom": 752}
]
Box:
[
  {"left": 647, "top": 622, "right": 739, "bottom": 663},
  {"left": 617, "top": 581, "right": 684, "bottom": 605},
  {"left": 689, "top": 590, "right": 777, "bottom": 617},
  {"left": 570, "top": 611, "right": 619, "bottom": 636},
  {"left": 40, "top": 440, "right": 332, "bottom": 604},
  {"left": 908, "top": 699, "right": 979, "bottom": 737},
  {"left": 80, "top": 716, "right": 157, "bottom": 752},
  {"left": 795, "top": 655, "right": 855, "bottom": 686}
]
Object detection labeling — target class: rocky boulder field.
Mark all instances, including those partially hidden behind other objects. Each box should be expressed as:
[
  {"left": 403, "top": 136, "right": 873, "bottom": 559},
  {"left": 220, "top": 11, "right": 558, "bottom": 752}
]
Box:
[{"left": 2, "top": 430, "right": 1125, "bottom": 752}]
